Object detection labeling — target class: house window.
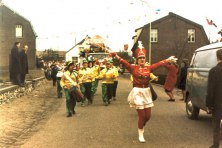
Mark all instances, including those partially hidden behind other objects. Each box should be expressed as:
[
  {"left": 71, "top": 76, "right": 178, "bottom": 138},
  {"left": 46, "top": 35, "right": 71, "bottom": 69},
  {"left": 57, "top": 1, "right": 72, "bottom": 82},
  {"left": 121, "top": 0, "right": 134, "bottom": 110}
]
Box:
[
  {"left": 188, "top": 29, "right": 195, "bottom": 43},
  {"left": 151, "top": 29, "right": 158, "bottom": 43},
  {"left": 72, "top": 57, "right": 78, "bottom": 64},
  {"left": 15, "top": 25, "right": 23, "bottom": 38}
]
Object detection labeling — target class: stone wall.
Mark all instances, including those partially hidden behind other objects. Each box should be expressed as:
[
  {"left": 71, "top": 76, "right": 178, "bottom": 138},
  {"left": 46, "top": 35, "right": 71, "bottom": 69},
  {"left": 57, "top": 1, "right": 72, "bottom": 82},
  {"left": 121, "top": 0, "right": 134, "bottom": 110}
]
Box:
[{"left": 0, "top": 77, "right": 45, "bottom": 104}]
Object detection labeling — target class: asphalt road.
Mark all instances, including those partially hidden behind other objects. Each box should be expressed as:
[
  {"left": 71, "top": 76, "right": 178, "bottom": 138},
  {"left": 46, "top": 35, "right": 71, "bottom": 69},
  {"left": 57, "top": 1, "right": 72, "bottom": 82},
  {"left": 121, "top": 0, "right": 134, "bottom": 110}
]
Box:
[{"left": 0, "top": 77, "right": 215, "bottom": 148}]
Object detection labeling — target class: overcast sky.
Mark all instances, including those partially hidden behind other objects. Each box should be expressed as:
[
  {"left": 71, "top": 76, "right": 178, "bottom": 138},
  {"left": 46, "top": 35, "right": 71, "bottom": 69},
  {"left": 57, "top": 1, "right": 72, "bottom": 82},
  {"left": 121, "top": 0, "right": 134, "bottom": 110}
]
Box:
[{"left": 2, "top": 0, "right": 222, "bottom": 51}]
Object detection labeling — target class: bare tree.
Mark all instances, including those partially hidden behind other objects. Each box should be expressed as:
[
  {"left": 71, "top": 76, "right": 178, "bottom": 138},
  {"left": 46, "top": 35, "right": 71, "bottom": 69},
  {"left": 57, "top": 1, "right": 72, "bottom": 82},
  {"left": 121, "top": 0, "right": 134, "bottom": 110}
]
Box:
[{"left": 168, "top": 34, "right": 193, "bottom": 64}]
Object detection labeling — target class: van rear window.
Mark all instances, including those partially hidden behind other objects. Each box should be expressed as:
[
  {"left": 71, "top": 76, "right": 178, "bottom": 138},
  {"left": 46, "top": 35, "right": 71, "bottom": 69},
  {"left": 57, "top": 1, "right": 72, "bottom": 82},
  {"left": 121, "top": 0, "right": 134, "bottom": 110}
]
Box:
[{"left": 193, "top": 49, "right": 218, "bottom": 68}]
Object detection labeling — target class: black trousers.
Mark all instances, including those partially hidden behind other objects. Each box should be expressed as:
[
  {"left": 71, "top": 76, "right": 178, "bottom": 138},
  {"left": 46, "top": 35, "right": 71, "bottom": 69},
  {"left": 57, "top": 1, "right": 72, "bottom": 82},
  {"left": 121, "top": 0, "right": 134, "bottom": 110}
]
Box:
[
  {"left": 102, "top": 83, "right": 113, "bottom": 102},
  {"left": 69, "top": 94, "right": 76, "bottom": 113},
  {"left": 56, "top": 79, "right": 63, "bottom": 98},
  {"left": 107, "top": 84, "right": 113, "bottom": 101},
  {"left": 52, "top": 78, "right": 56, "bottom": 86},
  {"left": 64, "top": 89, "right": 76, "bottom": 113},
  {"left": 11, "top": 73, "right": 21, "bottom": 85},
  {"left": 212, "top": 117, "right": 222, "bottom": 147},
  {"left": 20, "top": 73, "right": 26, "bottom": 84},
  {"left": 112, "top": 81, "right": 118, "bottom": 97},
  {"left": 82, "top": 82, "right": 92, "bottom": 102}
]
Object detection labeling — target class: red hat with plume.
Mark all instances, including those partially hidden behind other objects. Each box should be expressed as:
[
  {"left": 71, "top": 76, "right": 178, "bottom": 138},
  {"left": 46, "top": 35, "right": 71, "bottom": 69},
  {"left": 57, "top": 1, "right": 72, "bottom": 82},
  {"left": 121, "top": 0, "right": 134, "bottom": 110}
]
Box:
[{"left": 135, "top": 41, "right": 146, "bottom": 58}]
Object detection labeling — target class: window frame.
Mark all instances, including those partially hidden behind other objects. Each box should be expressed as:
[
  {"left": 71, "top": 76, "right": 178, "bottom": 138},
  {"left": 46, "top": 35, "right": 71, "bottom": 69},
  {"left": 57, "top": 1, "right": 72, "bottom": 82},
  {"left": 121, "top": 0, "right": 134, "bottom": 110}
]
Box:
[
  {"left": 72, "top": 57, "right": 78, "bottom": 64},
  {"left": 150, "top": 29, "right": 158, "bottom": 43},
  {"left": 188, "top": 29, "right": 195, "bottom": 43},
  {"left": 15, "top": 24, "right": 23, "bottom": 38}
]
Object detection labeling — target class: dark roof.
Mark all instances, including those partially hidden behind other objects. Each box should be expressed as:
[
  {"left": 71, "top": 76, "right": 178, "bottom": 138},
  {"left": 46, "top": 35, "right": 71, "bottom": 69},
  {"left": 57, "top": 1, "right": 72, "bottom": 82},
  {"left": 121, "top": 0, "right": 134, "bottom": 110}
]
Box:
[
  {"left": 131, "top": 41, "right": 139, "bottom": 53},
  {"left": 132, "top": 35, "right": 136, "bottom": 40},
  {"left": 144, "top": 12, "right": 203, "bottom": 28},
  {"left": 132, "top": 12, "right": 209, "bottom": 51},
  {"left": 66, "top": 36, "right": 91, "bottom": 53}
]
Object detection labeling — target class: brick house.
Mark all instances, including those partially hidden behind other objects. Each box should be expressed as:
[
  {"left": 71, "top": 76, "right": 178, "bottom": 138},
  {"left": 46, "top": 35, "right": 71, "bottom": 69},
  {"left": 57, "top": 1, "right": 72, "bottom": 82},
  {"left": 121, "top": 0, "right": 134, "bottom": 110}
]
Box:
[
  {"left": 132, "top": 12, "right": 210, "bottom": 84},
  {"left": 0, "top": 3, "right": 37, "bottom": 81}
]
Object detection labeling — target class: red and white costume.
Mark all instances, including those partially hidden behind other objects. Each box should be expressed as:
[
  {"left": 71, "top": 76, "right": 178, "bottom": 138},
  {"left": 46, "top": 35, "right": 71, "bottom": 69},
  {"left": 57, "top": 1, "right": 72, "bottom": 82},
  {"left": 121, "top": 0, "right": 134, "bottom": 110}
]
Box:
[
  {"left": 110, "top": 41, "right": 177, "bottom": 143},
  {"left": 117, "top": 56, "right": 167, "bottom": 109}
]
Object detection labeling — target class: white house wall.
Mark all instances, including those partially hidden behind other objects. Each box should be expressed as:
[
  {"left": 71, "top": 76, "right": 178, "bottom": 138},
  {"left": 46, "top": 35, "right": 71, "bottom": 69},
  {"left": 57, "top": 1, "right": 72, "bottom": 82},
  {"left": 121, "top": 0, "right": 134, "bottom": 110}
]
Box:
[{"left": 65, "top": 45, "right": 80, "bottom": 62}]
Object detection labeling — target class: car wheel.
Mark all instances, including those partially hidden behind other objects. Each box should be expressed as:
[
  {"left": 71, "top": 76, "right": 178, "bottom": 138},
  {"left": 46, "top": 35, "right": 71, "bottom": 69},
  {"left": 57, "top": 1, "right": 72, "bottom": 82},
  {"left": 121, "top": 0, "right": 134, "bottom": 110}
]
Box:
[{"left": 186, "top": 97, "right": 200, "bottom": 120}]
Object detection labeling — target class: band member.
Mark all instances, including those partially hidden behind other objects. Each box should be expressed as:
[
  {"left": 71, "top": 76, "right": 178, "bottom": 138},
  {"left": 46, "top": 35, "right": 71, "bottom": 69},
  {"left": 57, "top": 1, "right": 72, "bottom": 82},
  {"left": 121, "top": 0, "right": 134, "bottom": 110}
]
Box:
[
  {"left": 78, "top": 58, "right": 93, "bottom": 106},
  {"left": 110, "top": 59, "right": 119, "bottom": 101},
  {"left": 56, "top": 62, "right": 64, "bottom": 98},
  {"left": 51, "top": 62, "right": 58, "bottom": 86},
  {"left": 60, "top": 61, "right": 79, "bottom": 117},
  {"left": 109, "top": 41, "right": 177, "bottom": 142},
  {"left": 97, "top": 59, "right": 118, "bottom": 106},
  {"left": 88, "top": 56, "right": 100, "bottom": 98}
]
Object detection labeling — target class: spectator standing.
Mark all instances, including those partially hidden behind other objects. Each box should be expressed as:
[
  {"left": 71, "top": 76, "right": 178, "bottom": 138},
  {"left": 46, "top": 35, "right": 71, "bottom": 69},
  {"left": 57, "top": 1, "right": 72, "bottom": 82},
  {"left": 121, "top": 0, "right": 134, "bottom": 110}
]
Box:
[
  {"left": 163, "top": 62, "right": 179, "bottom": 102},
  {"left": 56, "top": 62, "right": 64, "bottom": 98},
  {"left": 20, "top": 45, "right": 29, "bottom": 85},
  {"left": 10, "top": 42, "right": 22, "bottom": 86},
  {"left": 178, "top": 59, "right": 189, "bottom": 101},
  {"left": 119, "top": 44, "right": 129, "bottom": 74},
  {"left": 51, "top": 63, "right": 58, "bottom": 86},
  {"left": 206, "top": 49, "right": 222, "bottom": 148},
  {"left": 44, "top": 62, "right": 52, "bottom": 80}
]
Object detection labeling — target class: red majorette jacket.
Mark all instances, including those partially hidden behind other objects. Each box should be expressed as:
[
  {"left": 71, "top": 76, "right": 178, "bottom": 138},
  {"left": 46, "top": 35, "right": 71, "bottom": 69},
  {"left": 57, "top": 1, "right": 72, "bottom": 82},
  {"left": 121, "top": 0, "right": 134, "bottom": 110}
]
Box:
[{"left": 118, "top": 58, "right": 167, "bottom": 88}]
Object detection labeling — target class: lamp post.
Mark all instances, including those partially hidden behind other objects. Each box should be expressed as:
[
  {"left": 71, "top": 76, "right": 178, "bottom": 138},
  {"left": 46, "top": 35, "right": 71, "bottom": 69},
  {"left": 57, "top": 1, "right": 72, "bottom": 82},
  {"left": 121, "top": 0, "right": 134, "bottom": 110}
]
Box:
[
  {"left": 139, "top": 0, "right": 152, "bottom": 64},
  {"left": 149, "top": 13, "right": 152, "bottom": 64}
]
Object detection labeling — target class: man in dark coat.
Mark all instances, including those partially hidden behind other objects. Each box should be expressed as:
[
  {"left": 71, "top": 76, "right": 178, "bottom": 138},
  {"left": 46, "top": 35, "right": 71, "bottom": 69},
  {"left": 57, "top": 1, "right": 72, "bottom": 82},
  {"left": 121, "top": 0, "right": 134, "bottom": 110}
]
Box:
[
  {"left": 206, "top": 49, "right": 222, "bottom": 148},
  {"left": 10, "top": 42, "right": 22, "bottom": 86},
  {"left": 20, "top": 45, "right": 29, "bottom": 85}
]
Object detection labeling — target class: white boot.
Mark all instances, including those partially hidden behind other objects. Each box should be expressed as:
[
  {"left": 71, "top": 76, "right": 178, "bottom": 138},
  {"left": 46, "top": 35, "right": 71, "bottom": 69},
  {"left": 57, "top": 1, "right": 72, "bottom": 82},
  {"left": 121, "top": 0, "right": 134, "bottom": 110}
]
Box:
[{"left": 138, "top": 128, "right": 146, "bottom": 143}]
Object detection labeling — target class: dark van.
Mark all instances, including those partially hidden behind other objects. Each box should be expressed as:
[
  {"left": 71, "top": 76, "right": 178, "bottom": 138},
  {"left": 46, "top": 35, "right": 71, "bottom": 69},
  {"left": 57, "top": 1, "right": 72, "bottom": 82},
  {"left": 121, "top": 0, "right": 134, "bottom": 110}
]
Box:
[{"left": 185, "top": 42, "right": 222, "bottom": 119}]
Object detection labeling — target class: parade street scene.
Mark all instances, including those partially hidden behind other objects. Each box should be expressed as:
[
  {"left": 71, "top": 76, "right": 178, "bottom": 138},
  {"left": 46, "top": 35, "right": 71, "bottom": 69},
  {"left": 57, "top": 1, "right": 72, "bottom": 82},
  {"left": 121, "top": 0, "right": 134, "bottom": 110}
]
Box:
[
  {"left": 0, "top": 0, "right": 222, "bottom": 148},
  {"left": 0, "top": 76, "right": 215, "bottom": 148}
]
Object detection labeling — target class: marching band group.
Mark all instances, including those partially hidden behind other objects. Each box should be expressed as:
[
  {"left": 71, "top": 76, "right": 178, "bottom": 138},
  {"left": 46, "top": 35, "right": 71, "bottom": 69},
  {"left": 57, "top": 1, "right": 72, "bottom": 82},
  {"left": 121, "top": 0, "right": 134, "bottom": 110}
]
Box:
[
  {"left": 56, "top": 41, "right": 178, "bottom": 143},
  {"left": 59, "top": 55, "right": 119, "bottom": 117}
]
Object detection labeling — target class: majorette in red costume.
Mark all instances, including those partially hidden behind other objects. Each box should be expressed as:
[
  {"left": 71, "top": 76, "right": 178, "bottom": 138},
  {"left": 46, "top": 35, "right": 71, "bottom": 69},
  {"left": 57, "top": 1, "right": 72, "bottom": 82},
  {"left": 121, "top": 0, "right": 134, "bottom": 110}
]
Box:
[
  {"left": 110, "top": 41, "right": 177, "bottom": 143},
  {"left": 119, "top": 41, "right": 168, "bottom": 108}
]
